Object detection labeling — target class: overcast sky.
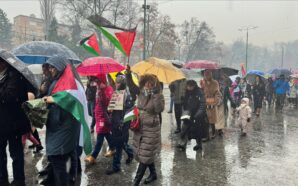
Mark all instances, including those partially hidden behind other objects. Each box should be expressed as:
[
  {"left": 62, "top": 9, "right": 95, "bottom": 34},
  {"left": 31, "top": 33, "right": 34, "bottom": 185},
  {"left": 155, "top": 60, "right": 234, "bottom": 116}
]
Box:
[{"left": 1, "top": 0, "right": 298, "bottom": 46}]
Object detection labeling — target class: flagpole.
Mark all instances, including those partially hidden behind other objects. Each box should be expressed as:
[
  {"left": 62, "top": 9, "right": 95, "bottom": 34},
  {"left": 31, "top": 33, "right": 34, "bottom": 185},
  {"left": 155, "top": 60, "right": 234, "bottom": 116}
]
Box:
[{"left": 143, "top": 0, "right": 147, "bottom": 60}]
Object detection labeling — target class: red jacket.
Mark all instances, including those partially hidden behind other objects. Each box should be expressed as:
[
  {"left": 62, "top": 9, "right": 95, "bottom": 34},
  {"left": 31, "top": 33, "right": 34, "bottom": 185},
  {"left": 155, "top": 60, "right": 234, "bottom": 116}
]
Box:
[{"left": 95, "top": 86, "right": 113, "bottom": 134}]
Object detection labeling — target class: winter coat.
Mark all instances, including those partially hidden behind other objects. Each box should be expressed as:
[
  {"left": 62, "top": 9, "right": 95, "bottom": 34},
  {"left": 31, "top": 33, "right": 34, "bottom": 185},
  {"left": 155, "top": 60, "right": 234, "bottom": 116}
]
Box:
[
  {"left": 169, "top": 79, "right": 186, "bottom": 104},
  {"left": 86, "top": 84, "right": 97, "bottom": 102},
  {"left": 201, "top": 79, "right": 222, "bottom": 124},
  {"left": 95, "top": 86, "right": 113, "bottom": 134},
  {"left": 111, "top": 88, "right": 135, "bottom": 147},
  {"left": 46, "top": 79, "right": 80, "bottom": 156},
  {"left": 274, "top": 79, "right": 290, "bottom": 95},
  {"left": 0, "top": 68, "right": 31, "bottom": 139},
  {"left": 236, "top": 99, "right": 252, "bottom": 126},
  {"left": 182, "top": 87, "right": 207, "bottom": 139},
  {"left": 127, "top": 73, "right": 165, "bottom": 165}
]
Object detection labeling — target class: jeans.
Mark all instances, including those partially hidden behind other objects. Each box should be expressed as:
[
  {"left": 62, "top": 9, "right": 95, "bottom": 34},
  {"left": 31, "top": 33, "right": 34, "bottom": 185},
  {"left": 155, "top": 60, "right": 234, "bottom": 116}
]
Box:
[
  {"left": 88, "top": 101, "right": 96, "bottom": 129},
  {"left": 0, "top": 135, "right": 25, "bottom": 182},
  {"left": 174, "top": 104, "right": 182, "bottom": 130},
  {"left": 267, "top": 93, "right": 273, "bottom": 106},
  {"left": 113, "top": 143, "right": 133, "bottom": 171},
  {"left": 69, "top": 146, "right": 83, "bottom": 180},
  {"left": 123, "top": 143, "right": 133, "bottom": 158},
  {"left": 92, "top": 133, "right": 113, "bottom": 158},
  {"left": 48, "top": 152, "right": 72, "bottom": 186}
]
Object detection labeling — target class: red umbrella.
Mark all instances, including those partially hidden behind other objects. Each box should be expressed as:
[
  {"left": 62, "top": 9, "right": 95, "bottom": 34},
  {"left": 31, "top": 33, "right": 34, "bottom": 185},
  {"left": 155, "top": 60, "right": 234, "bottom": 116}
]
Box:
[
  {"left": 184, "top": 60, "right": 219, "bottom": 70},
  {"left": 77, "top": 57, "right": 125, "bottom": 76}
]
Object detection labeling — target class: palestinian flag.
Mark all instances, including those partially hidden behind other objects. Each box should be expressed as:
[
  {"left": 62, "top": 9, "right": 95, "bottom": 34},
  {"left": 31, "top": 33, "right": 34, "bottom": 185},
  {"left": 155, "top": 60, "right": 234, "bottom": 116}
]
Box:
[
  {"left": 79, "top": 33, "right": 100, "bottom": 56},
  {"left": 123, "top": 107, "right": 139, "bottom": 123},
  {"left": 51, "top": 64, "right": 92, "bottom": 155},
  {"left": 88, "top": 15, "right": 136, "bottom": 56},
  {"left": 240, "top": 64, "right": 247, "bottom": 76}
]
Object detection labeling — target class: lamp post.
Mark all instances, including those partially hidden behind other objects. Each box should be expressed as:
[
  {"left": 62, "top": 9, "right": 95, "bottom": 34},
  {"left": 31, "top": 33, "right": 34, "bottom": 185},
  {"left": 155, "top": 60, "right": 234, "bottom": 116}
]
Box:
[
  {"left": 239, "top": 26, "right": 258, "bottom": 71},
  {"left": 142, "top": 0, "right": 150, "bottom": 60}
]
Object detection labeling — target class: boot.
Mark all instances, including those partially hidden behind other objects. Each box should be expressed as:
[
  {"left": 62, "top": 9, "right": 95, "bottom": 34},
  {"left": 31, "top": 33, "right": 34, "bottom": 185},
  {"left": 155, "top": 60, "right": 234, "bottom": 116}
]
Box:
[
  {"left": 85, "top": 155, "right": 96, "bottom": 164},
  {"left": 144, "top": 163, "right": 157, "bottom": 184},
  {"left": 33, "top": 144, "right": 44, "bottom": 154},
  {"left": 38, "top": 163, "right": 52, "bottom": 177},
  {"left": 132, "top": 163, "right": 147, "bottom": 186},
  {"left": 193, "top": 139, "right": 202, "bottom": 151},
  {"left": 104, "top": 149, "right": 116, "bottom": 158},
  {"left": 211, "top": 124, "right": 216, "bottom": 139}
]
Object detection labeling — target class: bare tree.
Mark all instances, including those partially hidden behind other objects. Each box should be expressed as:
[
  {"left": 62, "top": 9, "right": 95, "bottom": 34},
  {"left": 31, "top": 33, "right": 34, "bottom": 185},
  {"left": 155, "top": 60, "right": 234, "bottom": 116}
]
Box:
[{"left": 39, "top": 0, "right": 57, "bottom": 39}]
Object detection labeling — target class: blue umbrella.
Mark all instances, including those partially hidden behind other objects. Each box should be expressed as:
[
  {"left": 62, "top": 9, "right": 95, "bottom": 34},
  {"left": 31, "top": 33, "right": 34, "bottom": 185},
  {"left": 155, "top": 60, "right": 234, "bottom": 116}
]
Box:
[
  {"left": 269, "top": 68, "right": 291, "bottom": 77},
  {"left": 247, "top": 70, "right": 265, "bottom": 76},
  {"left": 12, "top": 41, "right": 81, "bottom": 64}
]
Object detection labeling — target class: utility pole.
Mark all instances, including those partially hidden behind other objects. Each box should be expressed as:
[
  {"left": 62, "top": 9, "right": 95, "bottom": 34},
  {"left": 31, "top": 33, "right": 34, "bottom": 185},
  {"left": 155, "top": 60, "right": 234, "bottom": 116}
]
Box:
[
  {"left": 142, "top": 0, "right": 149, "bottom": 60},
  {"left": 239, "top": 26, "right": 258, "bottom": 71},
  {"left": 281, "top": 46, "right": 284, "bottom": 68}
]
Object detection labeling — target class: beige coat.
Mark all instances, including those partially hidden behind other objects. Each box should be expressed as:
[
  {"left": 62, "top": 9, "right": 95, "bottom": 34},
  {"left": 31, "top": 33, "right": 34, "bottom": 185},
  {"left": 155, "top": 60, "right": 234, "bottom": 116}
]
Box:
[
  {"left": 201, "top": 79, "right": 222, "bottom": 124},
  {"left": 133, "top": 93, "right": 165, "bottom": 164},
  {"left": 236, "top": 99, "right": 252, "bottom": 133}
]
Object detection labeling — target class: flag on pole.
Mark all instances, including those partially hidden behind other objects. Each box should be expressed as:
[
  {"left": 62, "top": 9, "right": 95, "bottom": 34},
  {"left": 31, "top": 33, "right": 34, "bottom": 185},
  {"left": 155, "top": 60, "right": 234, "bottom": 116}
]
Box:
[
  {"left": 88, "top": 15, "right": 136, "bottom": 56},
  {"left": 123, "top": 107, "right": 139, "bottom": 123},
  {"left": 79, "top": 33, "right": 100, "bottom": 56},
  {"left": 240, "top": 64, "right": 246, "bottom": 76},
  {"left": 51, "top": 64, "right": 92, "bottom": 155}
]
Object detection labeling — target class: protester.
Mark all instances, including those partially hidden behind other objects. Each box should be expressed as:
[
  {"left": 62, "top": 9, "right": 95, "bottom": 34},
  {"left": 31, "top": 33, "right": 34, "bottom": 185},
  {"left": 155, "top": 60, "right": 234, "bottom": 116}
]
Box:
[
  {"left": 236, "top": 98, "right": 252, "bottom": 137},
  {"left": 232, "top": 77, "right": 242, "bottom": 106},
  {"left": 223, "top": 79, "right": 235, "bottom": 114},
  {"left": 288, "top": 78, "right": 297, "bottom": 107},
  {"left": 0, "top": 57, "right": 31, "bottom": 186},
  {"left": 176, "top": 80, "right": 206, "bottom": 151},
  {"left": 105, "top": 74, "right": 135, "bottom": 175},
  {"left": 252, "top": 76, "right": 265, "bottom": 116},
  {"left": 86, "top": 76, "right": 97, "bottom": 133},
  {"left": 273, "top": 74, "right": 290, "bottom": 111},
  {"left": 126, "top": 67, "right": 165, "bottom": 186},
  {"left": 168, "top": 95, "right": 174, "bottom": 113},
  {"left": 266, "top": 77, "right": 275, "bottom": 106},
  {"left": 169, "top": 79, "right": 187, "bottom": 133},
  {"left": 43, "top": 56, "right": 81, "bottom": 186},
  {"left": 201, "top": 70, "right": 222, "bottom": 140},
  {"left": 85, "top": 75, "right": 115, "bottom": 164}
]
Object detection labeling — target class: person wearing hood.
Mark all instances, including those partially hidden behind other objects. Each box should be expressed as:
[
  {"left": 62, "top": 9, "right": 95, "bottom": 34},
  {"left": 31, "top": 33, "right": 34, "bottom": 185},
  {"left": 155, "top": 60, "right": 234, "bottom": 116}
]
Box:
[
  {"left": 43, "top": 56, "right": 81, "bottom": 186},
  {"left": 85, "top": 74, "right": 115, "bottom": 164},
  {"left": 126, "top": 66, "right": 165, "bottom": 186},
  {"left": 236, "top": 98, "right": 252, "bottom": 137},
  {"left": 176, "top": 80, "right": 206, "bottom": 151},
  {"left": 274, "top": 74, "right": 290, "bottom": 110},
  {"left": 105, "top": 74, "right": 135, "bottom": 175},
  {"left": 0, "top": 57, "right": 31, "bottom": 186}
]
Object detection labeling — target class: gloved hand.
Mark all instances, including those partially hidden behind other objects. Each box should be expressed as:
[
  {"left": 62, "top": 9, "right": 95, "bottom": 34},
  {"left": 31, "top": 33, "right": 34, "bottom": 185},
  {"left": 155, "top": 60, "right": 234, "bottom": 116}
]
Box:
[{"left": 247, "top": 118, "right": 251, "bottom": 122}]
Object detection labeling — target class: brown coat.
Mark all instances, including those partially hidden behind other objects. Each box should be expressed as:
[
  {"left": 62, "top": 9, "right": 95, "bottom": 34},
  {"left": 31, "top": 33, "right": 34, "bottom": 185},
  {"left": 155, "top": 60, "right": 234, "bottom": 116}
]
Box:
[
  {"left": 133, "top": 93, "right": 165, "bottom": 164},
  {"left": 201, "top": 79, "right": 222, "bottom": 124}
]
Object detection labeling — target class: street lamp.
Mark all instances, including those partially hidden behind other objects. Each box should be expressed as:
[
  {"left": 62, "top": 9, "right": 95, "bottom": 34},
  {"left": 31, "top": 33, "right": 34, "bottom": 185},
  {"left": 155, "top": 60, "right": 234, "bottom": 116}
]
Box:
[
  {"left": 239, "top": 26, "right": 258, "bottom": 71},
  {"left": 176, "top": 39, "right": 181, "bottom": 60},
  {"left": 142, "top": 0, "right": 150, "bottom": 60}
]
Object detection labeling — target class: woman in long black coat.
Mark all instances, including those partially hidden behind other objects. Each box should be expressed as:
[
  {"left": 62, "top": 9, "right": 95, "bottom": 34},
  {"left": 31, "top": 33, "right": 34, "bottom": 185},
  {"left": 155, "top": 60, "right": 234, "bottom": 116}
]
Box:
[
  {"left": 252, "top": 76, "right": 265, "bottom": 117},
  {"left": 176, "top": 80, "right": 207, "bottom": 151}
]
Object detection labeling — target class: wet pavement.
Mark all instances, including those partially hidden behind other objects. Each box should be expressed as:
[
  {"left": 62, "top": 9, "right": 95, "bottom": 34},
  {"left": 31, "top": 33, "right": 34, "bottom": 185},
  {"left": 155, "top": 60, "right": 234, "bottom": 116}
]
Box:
[{"left": 6, "top": 90, "right": 298, "bottom": 186}]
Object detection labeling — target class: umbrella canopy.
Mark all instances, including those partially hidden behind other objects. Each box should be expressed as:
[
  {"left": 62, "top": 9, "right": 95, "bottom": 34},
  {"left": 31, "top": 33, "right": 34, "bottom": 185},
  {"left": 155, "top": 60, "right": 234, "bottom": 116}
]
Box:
[
  {"left": 245, "top": 70, "right": 267, "bottom": 84},
  {"left": 77, "top": 57, "right": 125, "bottom": 77},
  {"left": 202, "top": 67, "right": 239, "bottom": 80},
  {"left": 247, "top": 70, "right": 265, "bottom": 76},
  {"left": 269, "top": 68, "right": 291, "bottom": 77},
  {"left": 184, "top": 60, "right": 219, "bottom": 70},
  {"left": 0, "top": 49, "right": 39, "bottom": 91},
  {"left": 12, "top": 41, "right": 81, "bottom": 64},
  {"left": 290, "top": 72, "right": 298, "bottom": 78},
  {"left": 131, "top": 57, "right": 186, "bottom": 84},
  {"left": 110, "top": 70, "right": 139, "bottom": 86},
  {"left": 169, "top": 60, "right": 184, "bottom": 68}
]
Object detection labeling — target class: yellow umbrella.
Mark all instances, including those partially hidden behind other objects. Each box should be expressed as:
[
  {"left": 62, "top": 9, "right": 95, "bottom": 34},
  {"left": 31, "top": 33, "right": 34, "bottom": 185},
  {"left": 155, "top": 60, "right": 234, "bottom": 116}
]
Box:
[
  {"left": 110, "top": 70, "right": 139, "bottom": 86},
  {"left": 131, "top": 57, "right": 186, "bottom": 84}
]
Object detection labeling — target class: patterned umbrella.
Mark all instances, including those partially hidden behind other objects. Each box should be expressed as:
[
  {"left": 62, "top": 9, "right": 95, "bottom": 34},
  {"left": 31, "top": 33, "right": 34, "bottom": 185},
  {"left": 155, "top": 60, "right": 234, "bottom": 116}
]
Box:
[
  {"left": 76, "top": 57, "right": 125, "bottom": 76},
  {"left": 269, "top": 68, "right": 291, "bottom": 77},
  {"left": 184, "top": 60, "right": 219, "bottom": 70},
  {"left": 12, "top": 41, "right": 81, "bottom": 64}
]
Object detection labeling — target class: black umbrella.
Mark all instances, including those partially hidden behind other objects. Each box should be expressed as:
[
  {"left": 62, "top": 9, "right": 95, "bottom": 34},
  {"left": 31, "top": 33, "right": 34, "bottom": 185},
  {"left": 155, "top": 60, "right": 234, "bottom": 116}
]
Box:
[
  {"left": 0, "top": 49, "right": 39, "bottom": 91},
  {"left": 12, "top": 41, "right": 81, "bottom": 64},
  {"left": 202, "top": 67, "right": 239, "bottom": 80}
]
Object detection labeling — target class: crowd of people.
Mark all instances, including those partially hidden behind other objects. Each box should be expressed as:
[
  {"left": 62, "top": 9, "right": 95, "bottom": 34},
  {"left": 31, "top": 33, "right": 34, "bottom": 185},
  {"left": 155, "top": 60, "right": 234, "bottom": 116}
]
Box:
[{"left": 1, "top": 53, "right": 297, "bottom": 186}]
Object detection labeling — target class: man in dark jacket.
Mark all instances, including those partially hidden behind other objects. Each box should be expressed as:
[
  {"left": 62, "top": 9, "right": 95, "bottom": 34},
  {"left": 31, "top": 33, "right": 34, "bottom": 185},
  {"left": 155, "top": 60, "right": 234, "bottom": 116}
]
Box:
[
  {"left": 0, "top": 58, "right": 31, "bottom": 186},
  {"left": 176, "top": 80, "right": 206, "bottom": 151},
  {"left": 86, "top": 76, "right": 97, "bottom": 133},
  {"left": 106, "top": 74, "right": 135, "bottom": 175}
]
